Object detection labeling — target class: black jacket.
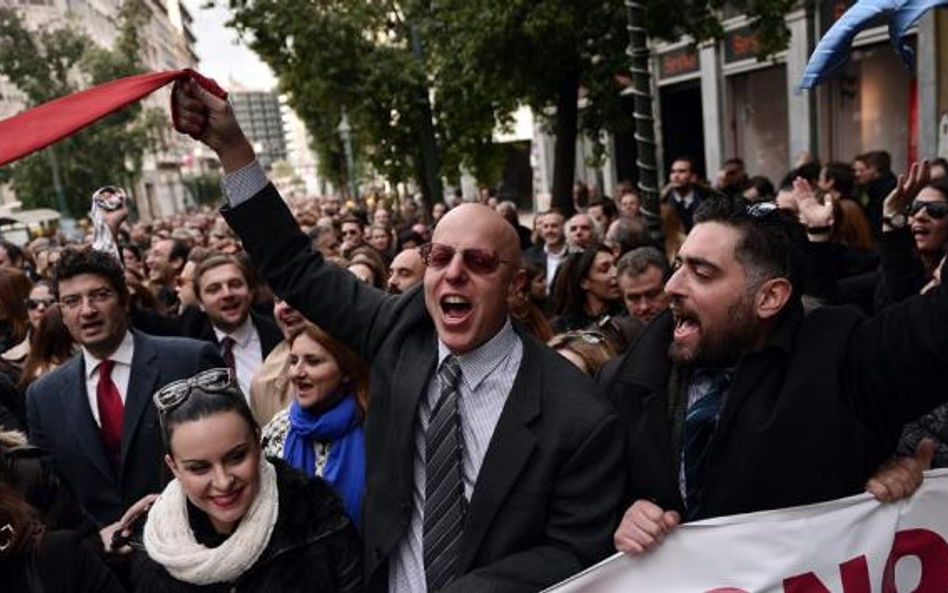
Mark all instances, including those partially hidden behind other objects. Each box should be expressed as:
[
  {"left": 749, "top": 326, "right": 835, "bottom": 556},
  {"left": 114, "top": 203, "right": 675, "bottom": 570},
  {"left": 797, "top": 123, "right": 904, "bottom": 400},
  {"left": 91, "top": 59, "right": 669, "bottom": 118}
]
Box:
[
  {"left": 600, "top": 274, "right": 948, "bottom": 520},
  {"left": 131, "top": 306, "right": 283, "bottom": 359},
  {"left": 133, "top": 460, "right": 362, "bottom": 593},
  {"left": 223, "top": 184, "right": 625, "bottom": 593},
  {"left": 0, "top": 530, "right": 126, "bottom": 593}
]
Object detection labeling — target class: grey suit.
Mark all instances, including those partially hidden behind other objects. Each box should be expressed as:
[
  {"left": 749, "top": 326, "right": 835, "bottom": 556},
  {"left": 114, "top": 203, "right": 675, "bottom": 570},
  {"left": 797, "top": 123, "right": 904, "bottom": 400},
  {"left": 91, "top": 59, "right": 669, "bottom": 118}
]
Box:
[
  {"left": 224, "top": 184, "right": 626, "bottom": 592},
  {"left": 26, "top": 331, "right": 222, "bottom": 526}
]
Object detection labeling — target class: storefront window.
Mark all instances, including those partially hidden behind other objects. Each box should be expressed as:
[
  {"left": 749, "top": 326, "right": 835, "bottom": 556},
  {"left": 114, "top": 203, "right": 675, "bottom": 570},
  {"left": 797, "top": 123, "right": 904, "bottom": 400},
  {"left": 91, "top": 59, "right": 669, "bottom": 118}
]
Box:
[
  {"left": 821, "top": 43, "right": 914, "bottom": 172},
  {"left": 726, "top": 65, "right": 789, "bottom": 185}
]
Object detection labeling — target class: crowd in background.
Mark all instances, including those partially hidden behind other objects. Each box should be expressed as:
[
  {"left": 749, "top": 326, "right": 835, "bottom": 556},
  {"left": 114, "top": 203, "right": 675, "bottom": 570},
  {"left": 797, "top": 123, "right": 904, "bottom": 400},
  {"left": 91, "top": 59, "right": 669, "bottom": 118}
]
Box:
[{"left": 0, "top": 136, "right": 946, "bottom": 591}]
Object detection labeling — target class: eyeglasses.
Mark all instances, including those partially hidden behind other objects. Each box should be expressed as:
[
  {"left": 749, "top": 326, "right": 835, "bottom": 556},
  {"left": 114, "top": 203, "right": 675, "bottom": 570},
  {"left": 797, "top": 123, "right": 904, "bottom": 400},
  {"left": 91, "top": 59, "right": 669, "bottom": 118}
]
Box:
[
  {"left": 25, "top": 297, "right": 55, "bottom": 310},
  {"left": 153, "top": 368, "right": 236, "bottom": 413},
  {"left": 419, "top": 243, "right": 517, "bottom": 275},
  {"left": 910, "top": 200, "right": 948, "bottom": 219},
  {"left": 59, "top": 287, "right": 116, "bottom": 310}
]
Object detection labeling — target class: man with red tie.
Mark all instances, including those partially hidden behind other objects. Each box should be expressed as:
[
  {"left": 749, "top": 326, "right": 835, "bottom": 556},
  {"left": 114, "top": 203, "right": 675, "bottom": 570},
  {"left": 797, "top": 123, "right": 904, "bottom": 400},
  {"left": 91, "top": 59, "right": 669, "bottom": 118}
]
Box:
[{"left": 26, "top": 249, "right": 221, "bottom": 530}]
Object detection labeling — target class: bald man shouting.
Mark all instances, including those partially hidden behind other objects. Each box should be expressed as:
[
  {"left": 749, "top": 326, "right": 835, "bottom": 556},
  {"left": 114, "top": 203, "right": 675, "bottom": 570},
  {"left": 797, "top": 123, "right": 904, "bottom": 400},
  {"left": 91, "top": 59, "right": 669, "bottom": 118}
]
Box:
[{"left": 173, "top": 80, "right": 624, "bottom": 593}]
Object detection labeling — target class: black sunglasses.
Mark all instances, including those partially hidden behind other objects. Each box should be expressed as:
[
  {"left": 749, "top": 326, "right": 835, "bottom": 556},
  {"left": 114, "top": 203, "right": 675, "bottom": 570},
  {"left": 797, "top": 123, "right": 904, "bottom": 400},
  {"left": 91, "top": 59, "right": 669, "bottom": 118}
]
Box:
[
  {"left": 153, "top": 368, "right": 236, "bottom": 413},
  {"left": 419, "top": 243, "right": 517, "bottom": 275},
  {"left": 910, "top": 200, "right": 948, "bottom": 219}
]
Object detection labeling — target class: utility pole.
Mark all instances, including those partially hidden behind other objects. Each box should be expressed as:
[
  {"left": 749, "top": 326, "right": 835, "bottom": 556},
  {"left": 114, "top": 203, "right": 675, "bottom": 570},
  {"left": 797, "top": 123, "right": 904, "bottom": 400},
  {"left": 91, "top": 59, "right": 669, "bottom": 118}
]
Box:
[{"left": 625, "top": 0, "right": 664, "bottom": 243}]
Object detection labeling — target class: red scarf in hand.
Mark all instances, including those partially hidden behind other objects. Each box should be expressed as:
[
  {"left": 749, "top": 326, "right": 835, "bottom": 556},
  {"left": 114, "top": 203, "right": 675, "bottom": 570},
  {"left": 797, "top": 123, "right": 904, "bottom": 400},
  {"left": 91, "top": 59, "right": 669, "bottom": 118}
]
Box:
[{"left": 0, "top": 68, "right": 226, "bottom": 167}]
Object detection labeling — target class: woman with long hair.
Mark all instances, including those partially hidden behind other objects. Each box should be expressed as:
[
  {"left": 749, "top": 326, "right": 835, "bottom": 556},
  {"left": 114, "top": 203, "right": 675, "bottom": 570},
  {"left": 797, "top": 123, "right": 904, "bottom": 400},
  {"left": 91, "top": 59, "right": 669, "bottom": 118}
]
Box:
[
  {"left": 550, "top": 244, "right": 623, "bottom": 334},
  {"left": 18, "top": 305, "right": 75, "bottom": 392},
  {"left": 0, "top": 268, "right": 32, "bottom": 358},
  {"left": 135, "top": 368, "right": 361, "bottom": 591},
  {"left": 261, "top": 324, "right": 368, "bottom": 525}
]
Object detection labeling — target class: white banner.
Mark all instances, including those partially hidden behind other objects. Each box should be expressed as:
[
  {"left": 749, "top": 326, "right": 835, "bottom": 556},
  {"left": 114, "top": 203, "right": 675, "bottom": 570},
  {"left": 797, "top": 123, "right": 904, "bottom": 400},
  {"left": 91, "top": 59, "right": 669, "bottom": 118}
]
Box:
[{"left": 547, "top": 469, "right": 948, "bottom": 592}]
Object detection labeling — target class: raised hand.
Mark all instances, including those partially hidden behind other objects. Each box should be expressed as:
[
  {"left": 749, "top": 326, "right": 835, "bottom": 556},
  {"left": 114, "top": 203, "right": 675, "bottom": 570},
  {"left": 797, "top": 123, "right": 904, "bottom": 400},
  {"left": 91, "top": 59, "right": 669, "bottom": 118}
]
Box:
[
  {"left": 793, "top": 177, "right": 834, "bottom": 235},
  {"left": 613, "top": 499, "right": 681, "bottom": 555},
  {"left": 172, "top": 78, "right": 255, "bottom": 173},
  {"left": 883, "top": 160, "right": 931, "bottom": 222}
]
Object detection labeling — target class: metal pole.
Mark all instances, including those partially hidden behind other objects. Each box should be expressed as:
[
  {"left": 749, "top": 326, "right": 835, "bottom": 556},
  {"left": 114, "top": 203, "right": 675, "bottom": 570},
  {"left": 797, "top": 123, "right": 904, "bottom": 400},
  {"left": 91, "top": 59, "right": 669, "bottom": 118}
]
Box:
[
  {"left": 625, "top": 0, "right": 664, "bottom": 242},
  {"left": 338, "top": 109, "right": 357, "bottom": 202}
]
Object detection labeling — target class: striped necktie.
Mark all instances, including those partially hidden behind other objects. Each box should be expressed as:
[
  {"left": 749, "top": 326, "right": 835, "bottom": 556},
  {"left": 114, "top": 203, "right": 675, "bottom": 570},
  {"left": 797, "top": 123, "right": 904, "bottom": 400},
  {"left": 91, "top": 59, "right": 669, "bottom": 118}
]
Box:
[
  {"left": 683, "top": 370, "right": 731, "bottom": 520},
  {"left": 424, "top": 355, "right": 465, "bottom": 591}
]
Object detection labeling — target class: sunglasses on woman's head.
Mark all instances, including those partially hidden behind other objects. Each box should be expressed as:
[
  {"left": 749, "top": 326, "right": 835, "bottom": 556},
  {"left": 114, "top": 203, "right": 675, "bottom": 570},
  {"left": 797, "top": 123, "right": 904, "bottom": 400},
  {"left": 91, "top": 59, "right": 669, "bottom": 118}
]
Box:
[
  {"left": 910, "top": 200, "right": 948, "bottom": 219},
  {"left": 419, "top": 242, "right": 517, "bottom": 275},
  {"left": 153, "top": 368, "right": 236, "bottom": 413}
]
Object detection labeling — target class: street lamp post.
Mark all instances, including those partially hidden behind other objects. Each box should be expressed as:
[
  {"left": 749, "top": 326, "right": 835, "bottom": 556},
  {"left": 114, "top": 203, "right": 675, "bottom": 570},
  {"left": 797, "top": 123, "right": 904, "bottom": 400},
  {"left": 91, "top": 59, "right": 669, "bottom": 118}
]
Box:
[{"left": 337, "top": 109, "right": 357, "bottom": 202}]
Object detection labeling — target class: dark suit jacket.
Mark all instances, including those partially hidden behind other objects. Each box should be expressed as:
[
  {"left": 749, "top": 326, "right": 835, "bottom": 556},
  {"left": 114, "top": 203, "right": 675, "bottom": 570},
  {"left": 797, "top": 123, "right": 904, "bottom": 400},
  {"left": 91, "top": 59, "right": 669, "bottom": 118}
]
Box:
[
  {"left": 132, "top": 305, "right": 282, "bottom": 360},
  {"left": 223, "top": 184, "right": 625, "bottom": 593},
  {"left": 599, "top": 281, "right": 948, "bottom": 520},
  {"left": 26, "top": 331, "right": 222, "bottom": 526}
]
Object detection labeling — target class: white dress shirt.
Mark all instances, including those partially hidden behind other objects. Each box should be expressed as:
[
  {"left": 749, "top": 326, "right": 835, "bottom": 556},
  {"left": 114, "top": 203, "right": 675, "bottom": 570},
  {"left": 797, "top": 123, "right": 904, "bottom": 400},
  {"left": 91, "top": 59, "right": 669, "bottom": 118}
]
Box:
[
  {"left": 214, "top": 316, "right": 263, "bottom": 400},
  {"left": 389, "top": 320, "right": 523, "bottom": 593},
  {"left": 544, "top": 243, "right": 568, "bottom": 293},
  {"left": 83, "top": 331, "right": 134, "bottom": 426}
]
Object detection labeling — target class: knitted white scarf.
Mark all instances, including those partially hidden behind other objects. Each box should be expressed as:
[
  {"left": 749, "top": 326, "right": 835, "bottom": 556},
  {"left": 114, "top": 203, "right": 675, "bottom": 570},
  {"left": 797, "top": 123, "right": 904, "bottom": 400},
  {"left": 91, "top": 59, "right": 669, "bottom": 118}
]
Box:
[{"left": 143, "top": 458, "right": 279, "bottom": 585}]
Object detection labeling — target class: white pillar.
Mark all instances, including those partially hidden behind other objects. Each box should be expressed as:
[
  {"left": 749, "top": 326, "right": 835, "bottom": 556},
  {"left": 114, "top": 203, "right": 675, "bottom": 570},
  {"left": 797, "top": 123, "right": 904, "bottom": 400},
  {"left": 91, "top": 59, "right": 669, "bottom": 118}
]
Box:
[
  {"left": 785, "top": 8, "right": 814, "bottom": 169},
  {"left": 918, "top": 11, "right": 938, "bottom": 159},
  {"left": 700, "top": 42, "right": 724, "bottom": 178}
]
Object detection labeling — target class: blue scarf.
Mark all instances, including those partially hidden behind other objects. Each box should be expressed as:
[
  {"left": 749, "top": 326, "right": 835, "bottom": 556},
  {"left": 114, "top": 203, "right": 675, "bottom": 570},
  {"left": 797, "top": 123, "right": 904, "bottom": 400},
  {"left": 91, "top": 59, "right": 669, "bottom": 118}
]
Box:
[{"left": 283, "top": 395, "right": 365, "bottom": 527}]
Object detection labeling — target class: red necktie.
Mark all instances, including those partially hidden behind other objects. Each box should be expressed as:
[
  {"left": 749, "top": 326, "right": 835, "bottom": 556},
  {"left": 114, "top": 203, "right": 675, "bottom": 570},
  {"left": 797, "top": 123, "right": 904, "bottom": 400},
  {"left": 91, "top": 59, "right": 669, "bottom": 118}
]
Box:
[
  {"left": 96, "top": 359, "right": 124, "bottom": 463},
  {"left": 221, "top": 336, "right": 237, "bottom": 375},
  {"left": 0, "top": 69, "right": 226, "bottom": 167}
]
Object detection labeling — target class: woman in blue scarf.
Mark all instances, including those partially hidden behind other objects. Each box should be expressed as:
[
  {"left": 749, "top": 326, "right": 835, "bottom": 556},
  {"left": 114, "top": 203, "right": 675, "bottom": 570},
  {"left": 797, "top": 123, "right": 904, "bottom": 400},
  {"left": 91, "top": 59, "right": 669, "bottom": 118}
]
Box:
[{"left": 261, "top": 323, "right": 368, "bottom": 526}]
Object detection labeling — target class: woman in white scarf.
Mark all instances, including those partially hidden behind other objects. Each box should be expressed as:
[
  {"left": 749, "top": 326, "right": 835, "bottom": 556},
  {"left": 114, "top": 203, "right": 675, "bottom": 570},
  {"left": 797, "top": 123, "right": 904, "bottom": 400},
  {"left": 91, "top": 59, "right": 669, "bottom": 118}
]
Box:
[{"left": 134, "top": 368, "right": 362, "bottom": 592}]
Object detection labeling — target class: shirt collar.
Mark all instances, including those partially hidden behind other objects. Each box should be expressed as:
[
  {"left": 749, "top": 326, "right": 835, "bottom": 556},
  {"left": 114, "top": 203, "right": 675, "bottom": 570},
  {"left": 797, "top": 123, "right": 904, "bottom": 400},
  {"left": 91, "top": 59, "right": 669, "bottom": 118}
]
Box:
[
  {"left": 83, "top": 330, "right": 134, "bottom": 379},
  {"left": 214, "top": 315, "right": 255, "bottom": 347},
  {"left": 545, "top": 242, "right": 568, "bottom": 257},
  {"left": 437, "top": 319, "right": 519, "bottom": 391}
]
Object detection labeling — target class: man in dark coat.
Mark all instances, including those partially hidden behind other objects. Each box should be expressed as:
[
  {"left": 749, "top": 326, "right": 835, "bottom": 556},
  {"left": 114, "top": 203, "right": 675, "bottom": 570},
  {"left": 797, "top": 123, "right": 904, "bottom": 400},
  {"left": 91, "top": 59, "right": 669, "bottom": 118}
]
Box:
[
  {"left": 173, "top": 78, "right": 625, "bottom": 593},
  {"left": 26, "top": 249, "right": 222, "bottom": 527},
  {"left": 600, "top": 195, "right": 948, "bottom": 555}
]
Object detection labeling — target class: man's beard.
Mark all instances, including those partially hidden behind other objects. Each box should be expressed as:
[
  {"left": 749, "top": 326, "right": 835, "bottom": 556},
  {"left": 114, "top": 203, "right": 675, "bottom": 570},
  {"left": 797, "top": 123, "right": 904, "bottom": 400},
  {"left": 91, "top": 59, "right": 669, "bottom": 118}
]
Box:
[{"left": 668, "top": 297, "right": 759, "bottom": 367}]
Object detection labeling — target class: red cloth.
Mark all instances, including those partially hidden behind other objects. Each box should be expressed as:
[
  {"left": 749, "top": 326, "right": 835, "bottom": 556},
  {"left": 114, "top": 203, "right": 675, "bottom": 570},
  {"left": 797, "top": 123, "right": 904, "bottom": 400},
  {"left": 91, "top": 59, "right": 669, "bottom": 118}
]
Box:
[
  {"left": 96, "top": 359, "right": 124, "bottom": 463},
  {"left": 0, "top": 68, "right": 226, "bottom": 167}
]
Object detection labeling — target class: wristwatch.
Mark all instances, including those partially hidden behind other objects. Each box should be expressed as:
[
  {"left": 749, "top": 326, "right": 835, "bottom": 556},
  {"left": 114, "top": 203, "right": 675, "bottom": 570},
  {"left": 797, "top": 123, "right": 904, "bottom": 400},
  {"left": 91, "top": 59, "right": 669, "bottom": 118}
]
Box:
[{"left": 883, "top": 213, "right": 908, "bottom": 229}]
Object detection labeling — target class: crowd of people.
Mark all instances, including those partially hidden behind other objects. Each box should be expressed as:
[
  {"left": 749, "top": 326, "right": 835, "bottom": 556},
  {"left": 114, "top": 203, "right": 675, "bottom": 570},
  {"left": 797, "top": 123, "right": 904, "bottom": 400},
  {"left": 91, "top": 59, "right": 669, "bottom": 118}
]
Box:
[{"left": 0, "top": 77, "right": 944, "bottom": 592}]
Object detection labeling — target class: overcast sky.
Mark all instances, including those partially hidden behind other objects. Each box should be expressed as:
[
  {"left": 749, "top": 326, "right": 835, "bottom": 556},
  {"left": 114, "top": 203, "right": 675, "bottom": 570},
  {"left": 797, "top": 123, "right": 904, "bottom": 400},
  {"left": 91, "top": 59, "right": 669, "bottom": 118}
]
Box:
[{"left": 189, "top": 1, "right": 276, "bottom": 92}]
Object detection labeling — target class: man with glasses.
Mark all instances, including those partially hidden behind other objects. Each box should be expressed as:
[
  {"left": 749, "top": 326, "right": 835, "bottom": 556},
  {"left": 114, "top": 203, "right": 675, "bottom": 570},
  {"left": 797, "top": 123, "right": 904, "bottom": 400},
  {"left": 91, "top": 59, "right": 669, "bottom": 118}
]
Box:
[
  {"left": 26, "top": 248, "right": 222, "bottom": 533},
  {"left": 173, "top": 79, "right": 624, "bottom": 593},
  {"left": 600, "top": 191, "right": 948, "bottom": 556}
]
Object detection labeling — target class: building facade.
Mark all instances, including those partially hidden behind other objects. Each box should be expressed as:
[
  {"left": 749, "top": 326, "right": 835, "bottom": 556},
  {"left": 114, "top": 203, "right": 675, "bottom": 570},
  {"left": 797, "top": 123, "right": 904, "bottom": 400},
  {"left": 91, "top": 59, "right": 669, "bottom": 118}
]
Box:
[
  {"left": 0, "top": 0, "right": 198, "bottom": 219},
  {"left": 230, "top": 90, "right": 287, "bottom": 171},
  {"left": 525, "top": 1, "right": 945, "bottom": 209}
]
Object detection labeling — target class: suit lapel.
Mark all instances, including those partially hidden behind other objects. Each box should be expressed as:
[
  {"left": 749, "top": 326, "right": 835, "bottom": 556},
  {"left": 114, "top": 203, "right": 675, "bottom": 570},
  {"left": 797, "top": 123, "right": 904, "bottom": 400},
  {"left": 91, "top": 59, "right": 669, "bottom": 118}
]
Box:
[
  {"left": 63, "top": 356, "right": 115, "bottom": 482},
  {"left": 390, "top": 331, "right": 437, "bottom": 485},
  {"left": 457, "top": 336, "right": 540, "bottom": 572},
  {"left": 120, "top": 332, "right": 160, "bottom": 471}
]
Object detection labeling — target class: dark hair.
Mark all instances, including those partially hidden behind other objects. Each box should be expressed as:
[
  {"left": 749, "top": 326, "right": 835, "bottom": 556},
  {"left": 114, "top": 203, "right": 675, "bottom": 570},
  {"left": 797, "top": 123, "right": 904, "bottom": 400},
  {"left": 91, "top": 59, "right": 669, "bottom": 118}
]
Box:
[
  {"left": 793, "top": 161, "right": 822, "bottom": 187},
  {"left": 0, "top": 268, "right": 31, "bottom": 346},
  {"left": 0, "top": 240, "right": 24, "bottom": 268},
  {"left": 167, "top": 239, "right": 191, "bottom": 267},
  {"left": 724, "top": 158, "right": 745, "bottom": 169},
  {"left": 159, "top": 383, "right": 259, "bottom": 455},
  {"left": 121, "top": 243, "right": 143, "bottom": 263},
  {"left": 693, "top": 196, "right": 808, "bottom": 301},
  {"left": 397, "top": 230, "right": 425, "bottom": 251},
  {"left": 193, "top": 254, "right": 249, "bottom": 300},
  {"left": 822, "top": 162, "right": 855, "bottom": 198},
  {"left": 746, "top": 176, "right": 775, "bottom": 201},
  {"left": 18, "top": 305, "right": 73, "bottom": 390},
  {"left": 0, "top": 480, "right": 41, "bottom": 560},
  {"left": 617, "top": 246, "right": 670, "bottom": 280},
  {"left": 51, "top": 249, "right": 128, "bottom": 305},
  {"left": 552, "top": 244, "right": 616, "bottom": 319},
  {"left": 924, "top": 177, "right": 948, "bottom": 201},
  {"left": 856, "top": 150, "right": 892, "bottom": 175},
  {"left": 589, "top": 197, "right": 618, "bottom": 220}
]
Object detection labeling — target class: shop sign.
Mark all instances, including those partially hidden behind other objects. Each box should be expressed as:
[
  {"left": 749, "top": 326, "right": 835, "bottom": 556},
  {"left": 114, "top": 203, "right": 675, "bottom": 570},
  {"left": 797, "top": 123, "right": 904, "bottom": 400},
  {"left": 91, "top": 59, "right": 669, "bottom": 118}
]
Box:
[
  {"left": 657, "top": 46, "right": 700, "bottom": 80},
  {"left": 723, "top": 25, "right": 759, "bottom": 64},
  {"left": 820, "top": 0, "right": 886, "bottom": 35}
]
